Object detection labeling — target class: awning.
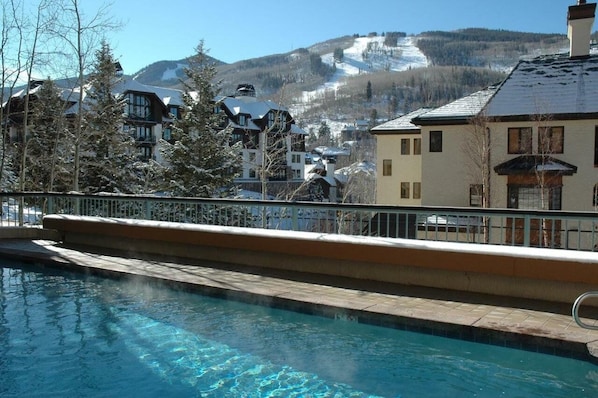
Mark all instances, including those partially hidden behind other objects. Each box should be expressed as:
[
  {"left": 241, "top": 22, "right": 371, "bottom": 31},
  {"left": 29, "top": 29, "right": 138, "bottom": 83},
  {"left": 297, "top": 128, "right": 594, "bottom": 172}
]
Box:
[{"left": 494, "top": 155, "right": 577, "bottom": 176}]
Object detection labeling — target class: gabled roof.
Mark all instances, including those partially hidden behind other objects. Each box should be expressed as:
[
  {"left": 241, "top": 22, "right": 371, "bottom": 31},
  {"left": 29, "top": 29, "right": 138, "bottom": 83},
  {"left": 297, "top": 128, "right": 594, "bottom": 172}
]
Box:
[
  {"left": 370, "top": 108, "right": 432, "bottom": 134},
  {"left": 411, "top": 52, "right": 598, "bottom": 125},
  {"left": 486, "top": 53, "right": 598, "bottom": 119},
  {"left": 412, "top": 86, "right": 498, "bottom": 125},
  {"left": 494, "top": 155, "right": 578, "bottom": 176}
]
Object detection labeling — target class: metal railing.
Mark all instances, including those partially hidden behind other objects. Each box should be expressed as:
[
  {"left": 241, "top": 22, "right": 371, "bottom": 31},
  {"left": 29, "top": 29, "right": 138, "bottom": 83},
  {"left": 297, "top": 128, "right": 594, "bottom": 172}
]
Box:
[
  {"left": 572, "top": 292, "right": 598, "bottom": 330},
  {"left": 1, "top": 192, "right": 598, "bottom": 251}
]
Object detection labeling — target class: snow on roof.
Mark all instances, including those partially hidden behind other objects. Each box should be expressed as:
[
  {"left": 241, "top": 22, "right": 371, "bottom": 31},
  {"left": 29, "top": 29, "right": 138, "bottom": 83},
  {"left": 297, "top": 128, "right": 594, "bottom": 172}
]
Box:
[
  {"left": 371, "top": 108, "right": 432, "bottom": 133},
  {"left": 486, "top": 53, "right": 598, "bottom": 117},
  {"left": 115, "top": 78, "right": 183, "bottom": 107},
  {"left": 218, "top": 96, "right": 287, "bottom": 120},
  {"left": 334, "top": 161, "right": 376, "bottom": 185},
  {"left": 290, "top": 124, "right": 307, "bottom": 135},
  {"left": 312, "top": 146, "right": 350, "bottom": 157},
  {"left": 413, "top": 86, "right": 498, "bottom": 124}
]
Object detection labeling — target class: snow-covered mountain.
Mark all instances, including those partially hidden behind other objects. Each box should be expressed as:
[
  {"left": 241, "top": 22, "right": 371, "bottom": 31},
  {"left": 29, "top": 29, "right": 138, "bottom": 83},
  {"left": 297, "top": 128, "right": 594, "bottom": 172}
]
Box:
[{"left": 299, "top": 35, "right": 429, "bottom": 110}]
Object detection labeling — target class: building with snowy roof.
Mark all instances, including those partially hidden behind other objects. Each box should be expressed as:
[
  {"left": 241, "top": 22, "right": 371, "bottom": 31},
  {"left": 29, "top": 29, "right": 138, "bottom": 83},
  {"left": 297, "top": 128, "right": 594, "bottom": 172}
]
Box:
[
  {"left": 2, "top": 76, "right": 306, "bottom": 196},
  {"left": 372, "top": 0, "right": 598, "bottom": 246},
  {"left": 215, "top": 84, "right": 308, "bottom": 195}
]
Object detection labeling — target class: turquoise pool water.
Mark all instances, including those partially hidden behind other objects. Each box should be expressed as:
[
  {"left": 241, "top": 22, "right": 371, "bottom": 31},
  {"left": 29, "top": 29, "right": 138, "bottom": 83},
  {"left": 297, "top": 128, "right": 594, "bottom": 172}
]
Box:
[{"left": 1, "top": 261, "right": 597, "bottom": 398}]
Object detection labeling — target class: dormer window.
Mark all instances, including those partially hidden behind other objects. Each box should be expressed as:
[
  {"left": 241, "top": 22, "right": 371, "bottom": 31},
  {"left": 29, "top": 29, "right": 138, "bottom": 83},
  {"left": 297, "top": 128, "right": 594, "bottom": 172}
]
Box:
[
  {"left": 239, "top": 114, "right": 247, "bottom": 126},
  {"left": 168, "top": 106, "right": 180, "bottom": 119}
]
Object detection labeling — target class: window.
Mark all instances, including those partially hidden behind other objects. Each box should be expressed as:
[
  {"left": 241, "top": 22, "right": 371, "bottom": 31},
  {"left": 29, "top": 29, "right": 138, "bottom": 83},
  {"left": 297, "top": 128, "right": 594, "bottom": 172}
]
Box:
[
  {"left": 278, "top": 113, "right": 287, "bottom": 130},
  {"left": 594, "top": 184, "right": 598, "bottom": 207},
  {"left": 267, "top": 112, "right": 275, "bottom": 128},
  {"left": 291, "top": 154, "right": 302, "bottom": 164},
  {"left": 413, "top": 182, "right": 421, "bottom": 199},
  {"left": 168, "top": 106, "right": 180, "bottom": 119},
  {"left": 382, "top": 159, "right": 392, "bottom": 176},
  {"left": 249, "top": 168, "right": 257, "bottom": 178},
  {"left": 595, "top": 127, "right": 598, "bottom": 166},
  {"left": 292, "top": 169, "right": 302, "bottom": 179},
  {"left": 508, "top": 127, "right": 532, "bottom": 154},
  {"left": 247, "top": 132, "right": 259, "bottom": 149},
  {"left": 470, "top": 184, "right": 483, "bottom": 207},
  {"left": 231, "top": 131, "right": 243, "bottom": 145},
  {"left": 401, "top": 138, "right": 410, "bottom": 155},
  {"left": 429, "top": 131, "right": 443, "bottom": 152},
  {"left": 137, "top": 146, "right": 152, "bottom": 160},
  {"left": 507, "top": 185, "right": 562, "bottom": 210},
  {"left": 414, "top": 138, "right": 421, "bottom": 155},
  {"left": 538, "top": 126, "right": 564, "bottom": 154},
  {"left": 400, "top": 182, "right": 410, "bottom": 199},
  {"left": 126, "top": 93, "right": 151, "bottom": 120},
  {"left": 131, "top": 125, "right": 152, "bottom": 142},
  {"left": 238, "top": 114, "right": 247, "bottom": 126},
  {"left": 163, "top": 127, "right": 172, "bottom": 141},
  {"left": 248, "top": 152, "right": 258, "bottom": 166},
  {"left": 291, "top": 134, "right": 305, "bottom": 151}
]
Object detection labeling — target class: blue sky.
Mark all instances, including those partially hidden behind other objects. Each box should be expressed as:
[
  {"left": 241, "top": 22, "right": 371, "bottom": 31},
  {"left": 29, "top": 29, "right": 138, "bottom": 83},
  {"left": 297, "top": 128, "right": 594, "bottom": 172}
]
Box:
[{"left": 88, "top": 0, "right": 581, "bottom": 74}]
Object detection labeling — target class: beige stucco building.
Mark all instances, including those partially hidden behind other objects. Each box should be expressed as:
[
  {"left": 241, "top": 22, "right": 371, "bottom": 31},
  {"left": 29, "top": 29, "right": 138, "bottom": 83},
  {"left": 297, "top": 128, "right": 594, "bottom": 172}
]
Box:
[{"left": 373, "top": 0, "right": 598, "bottom": 215}]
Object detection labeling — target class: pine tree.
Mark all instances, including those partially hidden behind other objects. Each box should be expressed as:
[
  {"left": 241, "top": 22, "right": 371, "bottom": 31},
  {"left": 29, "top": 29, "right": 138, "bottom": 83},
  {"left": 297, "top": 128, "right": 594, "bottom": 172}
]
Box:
[
  {"left": 80, "top": 41, "right": 138, "bottom": 194},
  {"left": 160, "top": 41, "right": 241, "bottom": 197},
  {"left": 366, "top": 80, "right": 372, "bottom": 102},
  {"left": 27, "top": 78, "right": 73, "bottom": 191},
  {"left": 317, "top": 121, "right": 332, "bottom": 146}
]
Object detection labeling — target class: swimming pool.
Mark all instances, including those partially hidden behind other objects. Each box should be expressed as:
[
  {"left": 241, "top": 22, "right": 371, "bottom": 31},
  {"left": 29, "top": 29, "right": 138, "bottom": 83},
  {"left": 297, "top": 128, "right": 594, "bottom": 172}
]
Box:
[{"left": 1, "top": 261, "right": 597, "bottom": 397}]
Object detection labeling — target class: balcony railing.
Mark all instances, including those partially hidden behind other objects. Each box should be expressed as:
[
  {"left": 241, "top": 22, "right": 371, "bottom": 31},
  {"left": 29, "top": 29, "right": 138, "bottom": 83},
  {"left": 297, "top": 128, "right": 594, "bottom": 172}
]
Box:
[{"left": 1, "top": 192, "right": 597, "bottom": 251}]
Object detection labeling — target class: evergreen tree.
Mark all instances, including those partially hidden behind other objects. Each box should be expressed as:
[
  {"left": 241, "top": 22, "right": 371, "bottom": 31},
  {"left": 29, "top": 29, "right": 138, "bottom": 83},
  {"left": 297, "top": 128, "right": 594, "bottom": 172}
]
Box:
[
  {"left": 80, "top": 41, "right": 138, "bottom": 194},
  {"left": 160, "top": 41, "right": 241, "bottom": 197},
  {"left": 366, "top": 80, "right": 372, "bottom": 102},
  {"left": 27, "top": 78, "right": 73, "bottom": 191},
  {"left": 317, "top": 121, "right": 332, "bottom": 146},
  {"left": 333, "top": 48, "right": 344, "bottom": 63},
  {"left": 368, "top": 108, "right": 378, "bottom": 131}
]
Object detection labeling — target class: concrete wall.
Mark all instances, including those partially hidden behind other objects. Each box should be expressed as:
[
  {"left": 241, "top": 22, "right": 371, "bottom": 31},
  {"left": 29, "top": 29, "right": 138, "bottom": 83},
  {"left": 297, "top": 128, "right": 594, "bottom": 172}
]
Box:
[
  {"left": 41, "top": 215, "right": 598, "bottom": 306},
  {"left": 0, "top": 227, "right": 62, "bottom": 240}
]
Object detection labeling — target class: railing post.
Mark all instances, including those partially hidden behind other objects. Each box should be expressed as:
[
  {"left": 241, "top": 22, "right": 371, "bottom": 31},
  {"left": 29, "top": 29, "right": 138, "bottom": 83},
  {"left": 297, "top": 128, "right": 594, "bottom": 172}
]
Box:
[
  {"left": 523, "top": 214, "right": 531, "bottom": 247},
  {"left": 292, "top": 206, "right": 298, "bottom": 231},
  {"left": 47, "top": 196, "right": 53, "bottom": 217},
  {"left": 145, "top": 198, "right": 151, "bottom": 220}
]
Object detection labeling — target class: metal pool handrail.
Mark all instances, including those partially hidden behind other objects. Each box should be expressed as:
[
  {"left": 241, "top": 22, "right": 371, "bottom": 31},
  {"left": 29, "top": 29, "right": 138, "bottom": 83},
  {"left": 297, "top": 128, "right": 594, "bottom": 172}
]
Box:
[{"left": 572, "top": 292, "right": 598, "bottom": 330}]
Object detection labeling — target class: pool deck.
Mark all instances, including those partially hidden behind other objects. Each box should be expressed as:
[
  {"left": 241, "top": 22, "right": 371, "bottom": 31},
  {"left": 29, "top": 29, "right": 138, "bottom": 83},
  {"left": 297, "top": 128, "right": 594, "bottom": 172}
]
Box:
[{"left": 1, "top": 238, "right": 598, "bottom": 363}]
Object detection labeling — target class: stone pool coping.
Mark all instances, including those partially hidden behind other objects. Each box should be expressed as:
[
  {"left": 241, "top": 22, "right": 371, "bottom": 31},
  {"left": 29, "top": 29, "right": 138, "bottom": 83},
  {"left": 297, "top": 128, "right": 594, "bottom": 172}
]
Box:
[{"left": 0, "top": 238, "right": 597, "bottom": 364}]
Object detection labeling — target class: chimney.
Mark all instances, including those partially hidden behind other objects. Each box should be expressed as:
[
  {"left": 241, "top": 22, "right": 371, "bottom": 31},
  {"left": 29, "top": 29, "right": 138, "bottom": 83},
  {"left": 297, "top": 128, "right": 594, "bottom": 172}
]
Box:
[{"left": 567, "top": 0, "right": 597, "bottom": 58}]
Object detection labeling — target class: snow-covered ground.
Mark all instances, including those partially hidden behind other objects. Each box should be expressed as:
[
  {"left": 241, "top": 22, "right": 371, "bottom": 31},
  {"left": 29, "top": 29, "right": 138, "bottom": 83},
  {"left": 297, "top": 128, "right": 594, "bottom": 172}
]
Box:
[{"left": 299, "top": 36, "right": 428, "bottom": 105}]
